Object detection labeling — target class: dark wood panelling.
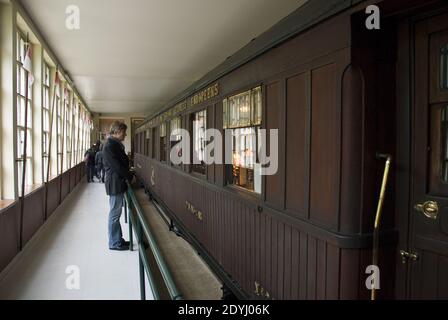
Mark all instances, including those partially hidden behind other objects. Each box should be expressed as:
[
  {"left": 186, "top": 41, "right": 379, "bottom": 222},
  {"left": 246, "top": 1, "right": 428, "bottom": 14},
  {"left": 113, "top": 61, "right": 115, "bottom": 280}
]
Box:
[
  {"left": 22, "top": 188, "right": 44, "bottom": 245},
  {"left": 61, "top": 171, "right": 70, "bottom": 202},
  {"left": 340, "top": 65, "right": 363, "bottom": 234},
  {"left": 69, "top": 167, "right": 77, "bottom": 191},
  {"left": 0, "top": 202, "right": 19, "bottom": 272},
  {"left": 139, "top": 158, "right": 394, "bottom": 300},
  {"left": 316, "top": 240, "right": 326, "bottom": 299},
  {"left": 46, "top": 177, "right": 61, "bottom": 218},
  {"left": 309, "top": 64, "right": 339, "bottom": 229},
  {"left": 285, "top": 72, "right": 309, "bottom": 219},
  {"left": 129, "top": 0, "right": 416, "bottom": 300},
  {"left": 1, "top": 162, "right": 85, "bottom": 274},
  {"left": 339, "top": 249, "right": 360, "bottom": 299},
  {"left": 326, "top": 244, "right": 340, "bottom": 299},
  {"left": 307, "top": 236, "right": 317, "bottom": 299}
]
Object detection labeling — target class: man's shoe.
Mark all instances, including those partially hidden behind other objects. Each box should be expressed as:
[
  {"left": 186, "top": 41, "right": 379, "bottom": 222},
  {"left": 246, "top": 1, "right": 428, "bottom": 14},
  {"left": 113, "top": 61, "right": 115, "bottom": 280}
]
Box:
[
  {"left": 109, "top": 245, "right": 129, "bottom": 251},
  {"left": 121, "top": 240, "right": 130, "bottom": 246}
]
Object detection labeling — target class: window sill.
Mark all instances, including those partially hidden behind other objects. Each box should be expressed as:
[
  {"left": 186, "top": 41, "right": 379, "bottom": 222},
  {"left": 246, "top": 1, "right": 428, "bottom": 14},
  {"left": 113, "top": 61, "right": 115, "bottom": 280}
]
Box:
[
  {"left": 225, "top": 184, "right": 261, "bottom": 202},
  {"left": 0, "top": 199, "right": 16, "bottom": 211},
  {"left": 23, "top": 183, "right": 44, "bottom": 195}
]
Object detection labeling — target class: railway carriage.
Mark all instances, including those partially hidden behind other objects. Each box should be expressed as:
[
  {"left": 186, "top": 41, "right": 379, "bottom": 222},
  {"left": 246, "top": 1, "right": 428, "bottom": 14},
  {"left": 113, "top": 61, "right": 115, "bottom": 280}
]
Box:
[{"left": 134, "top": 0, "right": 448, "bottom": 299}]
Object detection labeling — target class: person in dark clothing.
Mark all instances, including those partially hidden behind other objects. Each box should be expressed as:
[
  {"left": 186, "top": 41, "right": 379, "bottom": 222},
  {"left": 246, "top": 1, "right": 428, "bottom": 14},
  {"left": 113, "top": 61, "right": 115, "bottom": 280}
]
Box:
[
  {"left": 102, "top": 121, "right": 133, "bottom": 251},
  {"left": 84, "top": 146, "right": 96, "bottom": 183},
  {"left": 94, "top": 140, "right": 101, "bottom": 179},
  {"left": 95, "top": 144, "right": 105, "bottom": 183}
]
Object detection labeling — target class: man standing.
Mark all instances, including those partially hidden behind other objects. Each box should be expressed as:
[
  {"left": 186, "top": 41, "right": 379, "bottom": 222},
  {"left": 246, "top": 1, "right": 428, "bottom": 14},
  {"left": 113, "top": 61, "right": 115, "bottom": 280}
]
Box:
[
  {"left": 95, "top": 144, "right": 105, "bottom": 183},
  {"left": 102, "top": 121, "right": 133, "bottom": 251},
  {"left": 84, "top": 146, "right": 96, "bottom": 183}
]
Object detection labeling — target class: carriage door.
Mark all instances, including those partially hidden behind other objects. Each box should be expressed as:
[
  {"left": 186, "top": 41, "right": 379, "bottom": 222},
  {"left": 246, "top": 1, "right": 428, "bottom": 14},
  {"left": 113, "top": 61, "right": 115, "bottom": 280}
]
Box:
[{"left": 410, "top": 12, "right": 448, "bottom": 299}]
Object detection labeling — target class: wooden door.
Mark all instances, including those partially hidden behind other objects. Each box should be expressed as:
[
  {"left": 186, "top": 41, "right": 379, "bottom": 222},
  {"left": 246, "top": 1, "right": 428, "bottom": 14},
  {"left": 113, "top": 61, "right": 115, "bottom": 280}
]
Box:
[{"left": 410, "top": 11, "right": 448, "bottom": 299}]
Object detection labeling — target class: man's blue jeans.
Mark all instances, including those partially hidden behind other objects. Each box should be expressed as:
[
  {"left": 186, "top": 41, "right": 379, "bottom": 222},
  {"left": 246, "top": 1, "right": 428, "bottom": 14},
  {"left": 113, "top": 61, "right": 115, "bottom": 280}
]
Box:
[{"left": 108, "top": 192, "right": 125, "bottom": 248}]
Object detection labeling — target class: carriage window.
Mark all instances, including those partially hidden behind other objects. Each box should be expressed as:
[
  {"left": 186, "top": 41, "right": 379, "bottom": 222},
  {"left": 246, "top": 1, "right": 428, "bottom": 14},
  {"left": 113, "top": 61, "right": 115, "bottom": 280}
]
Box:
[
  {"left": 160, "top": 123, "right": 167, "bottom": 162},
  {"left": 192, "top": 110, "right": 207, "bottom": 175},
  {"left": 170, "top": 117, "right": 182, "bottom": 167},
  {"left": 441, "top": 106, "right": 448, "bottom": 182},
  {"left": 441, "top": 44, "right": 448, "bottom": 89},
  {"left": 145, "top": 129, "right": 150, "bottom": 156},
  {"left": 151, "top": 128, "right": 156, "bottom": 159},
  {"left": 224, "top": 86, "right": 262, "bottom": 194}
]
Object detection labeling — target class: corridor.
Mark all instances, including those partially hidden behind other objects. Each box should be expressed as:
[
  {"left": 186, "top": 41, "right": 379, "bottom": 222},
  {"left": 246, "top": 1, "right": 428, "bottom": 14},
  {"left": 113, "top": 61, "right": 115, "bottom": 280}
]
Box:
[{"left": 0, "top": 180, "right": 145, "bottom": 300}]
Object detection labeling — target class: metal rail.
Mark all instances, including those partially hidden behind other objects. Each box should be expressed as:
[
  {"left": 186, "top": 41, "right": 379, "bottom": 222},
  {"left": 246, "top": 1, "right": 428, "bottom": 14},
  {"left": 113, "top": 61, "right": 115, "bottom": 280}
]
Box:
[
  {"left": 124, "top": 181, "right": 183, "bottom": 300},
  {"left": 371, "top": 153, "right": 392, "bottom": 301}
]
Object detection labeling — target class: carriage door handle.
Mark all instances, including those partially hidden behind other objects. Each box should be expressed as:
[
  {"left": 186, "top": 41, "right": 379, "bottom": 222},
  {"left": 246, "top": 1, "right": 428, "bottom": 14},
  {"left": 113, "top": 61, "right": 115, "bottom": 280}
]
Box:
[{"left": 414, "top": 201, "right": 439, "bottom": 220}]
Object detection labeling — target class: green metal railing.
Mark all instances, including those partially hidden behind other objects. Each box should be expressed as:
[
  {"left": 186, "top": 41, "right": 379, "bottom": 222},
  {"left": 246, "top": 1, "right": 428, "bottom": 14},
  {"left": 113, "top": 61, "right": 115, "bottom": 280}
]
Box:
[{"left": 124, "top": 181, "right": 183, "bottom": 300}]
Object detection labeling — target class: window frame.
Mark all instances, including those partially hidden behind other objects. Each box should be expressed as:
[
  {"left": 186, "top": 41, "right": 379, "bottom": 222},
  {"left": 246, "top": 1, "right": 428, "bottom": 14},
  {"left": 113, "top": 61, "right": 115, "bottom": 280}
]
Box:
[
  {"left": 191, "top": 109, "right": 207, "bottom": 176},
  {"left": 223, "top": 86, "right": 263, "bottom": 194},
  {"left": 16, "top": 30, "right": 33, "bottom": 194}
]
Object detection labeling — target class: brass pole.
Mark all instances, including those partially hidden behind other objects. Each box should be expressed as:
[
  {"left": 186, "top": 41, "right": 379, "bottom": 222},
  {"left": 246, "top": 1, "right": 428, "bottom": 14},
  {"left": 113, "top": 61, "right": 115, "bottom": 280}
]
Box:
[{"left": 371, "top": 153, "right": 392, "bottom": 300}]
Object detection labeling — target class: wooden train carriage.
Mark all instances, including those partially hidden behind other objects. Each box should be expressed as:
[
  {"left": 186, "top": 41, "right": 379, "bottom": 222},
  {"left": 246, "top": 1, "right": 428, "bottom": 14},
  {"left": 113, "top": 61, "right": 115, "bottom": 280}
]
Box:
[{"left": 133, "top": 0, "right": 448, "bottom": 299}]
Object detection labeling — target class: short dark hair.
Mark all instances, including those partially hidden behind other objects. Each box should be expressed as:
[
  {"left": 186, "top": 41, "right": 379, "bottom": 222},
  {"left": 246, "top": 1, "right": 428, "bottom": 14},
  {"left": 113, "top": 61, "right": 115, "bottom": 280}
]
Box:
[{"left": 109, "top": 121, "right": 127, "bottom": 135}]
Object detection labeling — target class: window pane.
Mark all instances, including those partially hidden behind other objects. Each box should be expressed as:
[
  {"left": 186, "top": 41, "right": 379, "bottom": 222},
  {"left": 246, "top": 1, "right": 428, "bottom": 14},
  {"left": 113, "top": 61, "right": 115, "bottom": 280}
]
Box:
[
  {"left": 170, "top": 117, "right": 181, "bottom": 141},
  {"left": 231, "top": 127, "right": 260, "bottom": 193},
  {"left": 192, "top": 110, "right": 207, "bottom": 174},
  {"left": 252, "top": 87, "right": 262, "bottom": 125}
]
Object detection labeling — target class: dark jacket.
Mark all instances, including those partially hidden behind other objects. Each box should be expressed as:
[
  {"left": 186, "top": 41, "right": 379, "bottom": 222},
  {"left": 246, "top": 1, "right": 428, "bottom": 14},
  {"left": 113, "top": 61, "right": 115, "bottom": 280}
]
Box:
[
  {"left": 103, "top": 137, "right": 133, "bottom": 196},
  {"left": 95, "top": 151, "right": 104, "bottom": 168},
  {"left": 84, "top": 149, "right": 96, "bottom": 166}
]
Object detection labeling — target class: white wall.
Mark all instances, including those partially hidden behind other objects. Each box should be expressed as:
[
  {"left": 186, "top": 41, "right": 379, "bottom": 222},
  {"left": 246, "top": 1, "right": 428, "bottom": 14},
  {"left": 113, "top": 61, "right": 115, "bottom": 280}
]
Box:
[{"left": 92, "top": 113, "right": 147, "bottom": 153}]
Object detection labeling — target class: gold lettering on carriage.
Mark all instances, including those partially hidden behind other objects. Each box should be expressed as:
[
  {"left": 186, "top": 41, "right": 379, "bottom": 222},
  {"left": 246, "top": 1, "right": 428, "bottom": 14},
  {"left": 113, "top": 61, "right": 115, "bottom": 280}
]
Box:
[
  {"left": 185, "top": 201, "right": 203, "bottom": 221},
  {"left": 191, "top": 83, "right": 219, "bottom": 106}
]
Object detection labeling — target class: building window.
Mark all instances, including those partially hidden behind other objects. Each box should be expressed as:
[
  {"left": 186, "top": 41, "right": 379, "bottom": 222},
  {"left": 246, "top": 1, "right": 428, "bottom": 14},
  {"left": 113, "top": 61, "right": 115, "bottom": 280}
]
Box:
[
  {"left": 73, "top": 101, "right": 79, "bottom": 164},
  {"left": 57, "top": 90, "right": 62, "bottom": 174},
  {"left": 159, "top": 123, "right": 167, "bottom": 162},
  {"left": 223, "top": 86, "right": 262, "bottom": 193},
  {"left": 43, "top": 63, "right": 51, "bottom": 180},
  {"left": 16, "top": 31, "right": 33, "bottom": 194},
  {"left": 170, "top": 117, "right": 182, "bottom": 166},
  {"left": 192, "top": 109, "right": 207, "bottom": 175},
  {"left": 64, "top": 89, "right": 72, "bottom": 171}
]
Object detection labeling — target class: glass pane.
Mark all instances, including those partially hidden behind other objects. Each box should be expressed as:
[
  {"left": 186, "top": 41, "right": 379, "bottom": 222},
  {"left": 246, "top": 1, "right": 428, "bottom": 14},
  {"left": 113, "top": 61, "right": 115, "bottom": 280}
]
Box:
[
  {"left": 193, "top": 109, "right": 207, "bottom": 174},
  {"left": 252, "top": 87, "right": 262, "bottom": 125},
  {"left": 230, "top": 127, "right": 261, "bottom": 193},
  {"left": 17, "top": 129, "right": 32, "bottom": 158},
  {"left": 170, "top": 117, "right": 181, "bottom": 141},
  {"left": 441, "top": 44, "right": 448, "bottom": 89},
  {"left": 223, "top": 98, "right": 228, "bottom": 129},
  {"left": 16, "top": 67, "right": 21, "bottom": 95},
  {"left": 20, "top": 67, "right": 26, "bottom": 96}
]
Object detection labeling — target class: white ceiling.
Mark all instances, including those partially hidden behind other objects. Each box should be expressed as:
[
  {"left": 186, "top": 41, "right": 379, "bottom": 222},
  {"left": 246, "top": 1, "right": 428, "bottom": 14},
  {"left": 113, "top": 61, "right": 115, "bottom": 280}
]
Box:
[{"left": 21, "top": 0, "right": 308, "bottom": 115}]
